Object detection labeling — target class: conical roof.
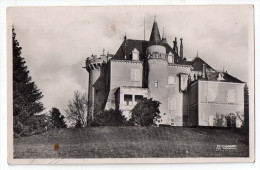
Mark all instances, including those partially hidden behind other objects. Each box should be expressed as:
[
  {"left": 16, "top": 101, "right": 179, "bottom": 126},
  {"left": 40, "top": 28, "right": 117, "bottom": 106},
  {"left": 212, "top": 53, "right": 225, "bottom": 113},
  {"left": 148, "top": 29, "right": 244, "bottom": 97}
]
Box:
[{"left": 149, "top": 21, "right": 161, "bottom": 45}]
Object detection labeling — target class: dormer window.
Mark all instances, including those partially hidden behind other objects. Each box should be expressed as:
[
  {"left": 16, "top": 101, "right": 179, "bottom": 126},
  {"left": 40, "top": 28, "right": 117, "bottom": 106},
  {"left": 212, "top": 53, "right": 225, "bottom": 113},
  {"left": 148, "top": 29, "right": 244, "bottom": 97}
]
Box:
[
  {"left": 217, "top": 73, "right": 225, "bottom": 81},
  {"left": 132, "top": 48, "right": 139, "bottom": 60},
  {"left": 168, "top": 52, "right": 174, "bottom": 63}
]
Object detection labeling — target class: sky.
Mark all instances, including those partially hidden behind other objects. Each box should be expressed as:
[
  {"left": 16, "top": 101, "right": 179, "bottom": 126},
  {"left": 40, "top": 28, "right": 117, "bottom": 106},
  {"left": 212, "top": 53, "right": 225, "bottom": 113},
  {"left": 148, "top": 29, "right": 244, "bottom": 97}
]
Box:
[{"left": 8, "top": 6, "right": 253, "bottom": 115}]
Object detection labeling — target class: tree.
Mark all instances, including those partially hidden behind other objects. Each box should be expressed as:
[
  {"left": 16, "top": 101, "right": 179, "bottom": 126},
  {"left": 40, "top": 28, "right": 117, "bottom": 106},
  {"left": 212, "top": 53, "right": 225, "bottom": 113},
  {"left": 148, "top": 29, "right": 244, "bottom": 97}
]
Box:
[
  {"left": 242, "top": 84, "right": 249, "bottom": 135},
  {"left": 13, "top": 27, "right": 44, "bottom": 135},
  {"left": 93, "top": 109, "right": 127, "bottom": 126},
  {"left": 65, "top": 91, "right": 88, "bottom": 127},
  {"left": 50, "top": 107, "right": 67, "bottom": 128},
  {"left": 129, "top": 98, "right": 161, "bottom": 126}
]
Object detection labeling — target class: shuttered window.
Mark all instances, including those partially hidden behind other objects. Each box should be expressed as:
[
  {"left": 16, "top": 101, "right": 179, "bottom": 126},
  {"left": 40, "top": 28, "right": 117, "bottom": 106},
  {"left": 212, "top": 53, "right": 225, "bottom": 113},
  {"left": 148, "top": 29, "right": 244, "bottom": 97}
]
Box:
[
  {"left": 168, "top": 97, "right": 176, "bottom": 110},
  {"left": 131, "top": 69, "right": 141, "bottom": 81},
  {"left": 227, "top": 89, "right": 235, "bottom": 103}
]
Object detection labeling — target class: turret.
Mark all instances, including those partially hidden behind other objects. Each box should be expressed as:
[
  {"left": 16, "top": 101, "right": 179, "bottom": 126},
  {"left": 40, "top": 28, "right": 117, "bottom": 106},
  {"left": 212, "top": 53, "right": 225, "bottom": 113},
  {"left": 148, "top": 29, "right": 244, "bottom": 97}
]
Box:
[
  {"left": 146, "top": 19, "right": 168, "bottom": 121},
  {"left": 146, "top": 18, "right": 167, "bottom": 60},
  {"left": 85, "top": 53, "right": 109, "bottom": 123}
]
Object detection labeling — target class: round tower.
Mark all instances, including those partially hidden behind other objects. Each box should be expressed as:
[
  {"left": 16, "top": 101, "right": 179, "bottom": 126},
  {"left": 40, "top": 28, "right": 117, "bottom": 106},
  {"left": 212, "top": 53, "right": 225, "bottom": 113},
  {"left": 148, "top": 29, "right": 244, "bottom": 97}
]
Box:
[
  {"left": 85, "top": 54, "right": 108, "bottom": 123},
  {"left": 146, "top": 19, "right": 169, "bottom": 120}
]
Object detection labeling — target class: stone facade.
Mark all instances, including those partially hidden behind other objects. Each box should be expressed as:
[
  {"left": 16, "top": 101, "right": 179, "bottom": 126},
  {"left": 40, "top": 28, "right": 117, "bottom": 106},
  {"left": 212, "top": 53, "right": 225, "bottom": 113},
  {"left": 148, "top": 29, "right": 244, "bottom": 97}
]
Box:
[{"left": 85, "top": 19, "right": 245, "bottom": 127}]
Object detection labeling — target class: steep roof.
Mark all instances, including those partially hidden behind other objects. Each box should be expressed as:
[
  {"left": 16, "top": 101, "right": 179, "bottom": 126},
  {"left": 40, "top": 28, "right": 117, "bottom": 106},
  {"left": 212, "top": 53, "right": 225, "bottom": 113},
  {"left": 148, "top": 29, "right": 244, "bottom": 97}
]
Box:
[
  {"left": 149, "top": 21, "right": 162, "bottom": 45},
  {"left": 113, "top": 39, "right": 148, "bottom": 61},
  {"left": 111, "top": 39, "right": 243, "bottom": 83},
  {"left": 206, "top": 72, "right": 244, "bottom": 83},
  {"left": 191, "top": 57, "right": 215, "bottom": 71},
  {"left": 112, "top": 39, "right": 188, "bottom": 65}
]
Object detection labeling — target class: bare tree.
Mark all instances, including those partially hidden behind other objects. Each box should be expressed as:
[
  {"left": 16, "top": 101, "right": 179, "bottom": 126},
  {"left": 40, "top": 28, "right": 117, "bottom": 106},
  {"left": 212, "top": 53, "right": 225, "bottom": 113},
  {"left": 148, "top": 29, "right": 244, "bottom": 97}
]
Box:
[{"left": 65, "top": 91, "right": 88, "bottom": 127}]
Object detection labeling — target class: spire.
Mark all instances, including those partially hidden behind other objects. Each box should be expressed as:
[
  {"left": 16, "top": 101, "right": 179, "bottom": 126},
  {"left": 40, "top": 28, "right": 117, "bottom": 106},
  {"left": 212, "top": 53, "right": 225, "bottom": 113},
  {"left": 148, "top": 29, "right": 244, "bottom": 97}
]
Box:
[
  {"left": 162, "top": 27, "right": 167, "bottom": 43},
  {"left": 196, "top": 50, "right": 199, "bottom": 58},
  {"left": 124, "top": 33, "right": 127, "bottom": 41},
  {"left": 149, "top": 17, "right": 161, "bottom": 45},
  {"left": 124, "top": 33, "right": 127, "bottom": 59}
]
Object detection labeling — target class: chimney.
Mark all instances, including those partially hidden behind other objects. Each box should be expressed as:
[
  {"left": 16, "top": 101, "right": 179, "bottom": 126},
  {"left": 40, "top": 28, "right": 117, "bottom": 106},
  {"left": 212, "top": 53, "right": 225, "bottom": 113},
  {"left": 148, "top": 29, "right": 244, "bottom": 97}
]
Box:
[
  {"left": 173, "top": 37, "right": 178, "bottom": 55},
  {"left": 180, "top": 38, "right": 183, "bottom": 58},
  {"left": 202, "top": 64, "right": 206, "bottom": 79}
]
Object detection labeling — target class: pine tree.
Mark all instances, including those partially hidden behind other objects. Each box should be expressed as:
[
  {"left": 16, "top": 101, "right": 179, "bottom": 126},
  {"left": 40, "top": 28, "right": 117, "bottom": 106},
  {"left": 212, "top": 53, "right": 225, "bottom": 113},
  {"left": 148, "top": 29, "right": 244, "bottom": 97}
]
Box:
[
  {"left": 50, "top": 107, "right": 67, "bottom": 128},
  {"left": 13, "top": 27, "right": 44, "bottom": 122},
  {"left": 243, "top": 84, "right": 249, "bottom": 136}
]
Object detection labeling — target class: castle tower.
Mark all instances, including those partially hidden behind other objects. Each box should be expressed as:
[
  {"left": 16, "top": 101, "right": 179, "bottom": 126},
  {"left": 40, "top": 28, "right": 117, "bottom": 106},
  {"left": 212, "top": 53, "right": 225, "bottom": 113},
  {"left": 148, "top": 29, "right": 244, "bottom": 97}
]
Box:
[
  {"left": 85, "top": 54, "right": 108, "bottom": 123},
  {"left": 146, "top": 19, "right": 169, "bottom": 119}
]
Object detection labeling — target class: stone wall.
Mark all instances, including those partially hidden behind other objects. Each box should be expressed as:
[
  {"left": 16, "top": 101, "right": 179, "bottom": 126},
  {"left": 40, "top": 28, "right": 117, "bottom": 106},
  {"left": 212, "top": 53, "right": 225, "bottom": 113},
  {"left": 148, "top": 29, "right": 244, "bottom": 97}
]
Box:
[
  {"left": 198, "top": 81, "right": 244, "bottom": 127},
  {"left": 104, "top": 60, "right": 143, "bottom": 111}
]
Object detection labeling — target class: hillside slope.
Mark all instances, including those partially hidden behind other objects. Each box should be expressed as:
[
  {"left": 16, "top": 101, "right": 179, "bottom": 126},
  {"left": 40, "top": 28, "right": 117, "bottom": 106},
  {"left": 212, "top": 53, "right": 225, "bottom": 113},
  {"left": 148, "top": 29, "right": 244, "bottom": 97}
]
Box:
[{"left": 14, "top": 126, "right": 249, "bottom": 158}]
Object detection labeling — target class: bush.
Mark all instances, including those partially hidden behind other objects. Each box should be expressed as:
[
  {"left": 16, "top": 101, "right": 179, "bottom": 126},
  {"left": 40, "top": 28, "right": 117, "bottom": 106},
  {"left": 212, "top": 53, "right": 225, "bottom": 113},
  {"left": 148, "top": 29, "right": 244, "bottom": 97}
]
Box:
[
  {"left": 93, "top": 109, "right": 127, "bottom": 126},
  {"left": 129, "top": 98, "right": 161, "bottom": 126}
]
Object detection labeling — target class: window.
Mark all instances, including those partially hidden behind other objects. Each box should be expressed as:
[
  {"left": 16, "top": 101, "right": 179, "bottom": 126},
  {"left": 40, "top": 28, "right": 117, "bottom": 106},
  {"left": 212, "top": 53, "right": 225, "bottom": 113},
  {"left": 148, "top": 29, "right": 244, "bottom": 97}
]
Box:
[
  {"left": 135, "top": 95, "right": 143, "bottom": 103},
  {"left": 168, "top": 56, "right": 173, "bottom": 63},
  {"left": 132, "top": 48, "right": 139, "bottom": 60},
  {"left": 227, "top": 89, "right": 235, "bottom": 103},
  {"left": 168, "top": 76, "right": 175, "bottom": 85},
  {"left": 217, "top": 73, "right": 225, "bottom": 81},
  {"left": 132, "top": 53, "right": 138, "bottom": 60},
  {"left": 171, "top": 119, "right": 175, "bottom": 126},
  {"left": 131, "top": 69, "right": 141, "bottom": 82},
  {"left": 168, "top": 98, "right": 176, "bottom": 110},
  {"left": 124, "top": 94, "right": 133, "bottom": 105},
  {"left": 155, "top": 81, "right": 158, "bottom": 88},
  {"left": 179, "top": 74, "right": 188, "bottom": 91},
  {"left": 168, "top": 52, "right": 174, "bottom": 63}
]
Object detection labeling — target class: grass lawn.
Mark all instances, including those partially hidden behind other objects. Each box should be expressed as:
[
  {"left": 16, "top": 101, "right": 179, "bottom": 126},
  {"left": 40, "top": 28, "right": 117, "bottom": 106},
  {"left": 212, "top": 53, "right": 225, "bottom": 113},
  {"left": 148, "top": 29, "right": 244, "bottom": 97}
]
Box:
[{"left": 13, "top": 126, "right": 249, "bottom": 158}]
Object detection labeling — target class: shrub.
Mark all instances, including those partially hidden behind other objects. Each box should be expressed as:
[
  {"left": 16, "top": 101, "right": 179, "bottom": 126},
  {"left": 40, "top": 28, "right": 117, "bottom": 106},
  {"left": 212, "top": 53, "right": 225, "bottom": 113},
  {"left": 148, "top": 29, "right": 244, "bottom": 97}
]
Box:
[
  {"left": 14, "top": 114, "right": 52, "bottom": 137},
  {"left": 129, "top": 98, "right": 161, "bottom": 126},
  {"left": 93, "top": 109, "right": 127, "bottom": 126}
]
